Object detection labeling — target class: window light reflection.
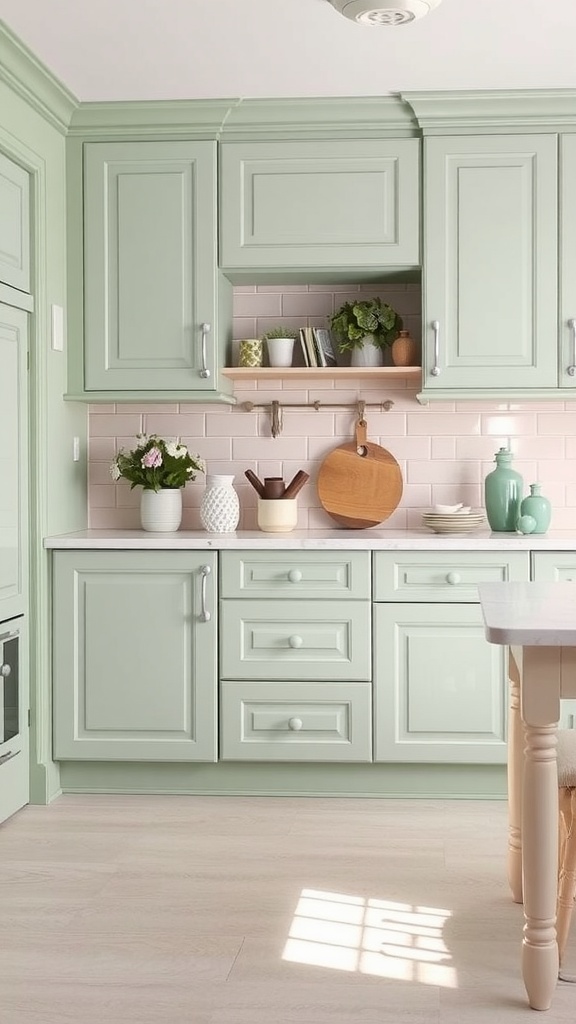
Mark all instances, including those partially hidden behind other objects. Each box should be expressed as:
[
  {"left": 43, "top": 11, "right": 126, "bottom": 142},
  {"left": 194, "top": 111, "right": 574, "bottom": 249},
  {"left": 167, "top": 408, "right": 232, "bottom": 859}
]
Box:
[{"left": 282, "top": 888, "right": 457, "bottom": 988}]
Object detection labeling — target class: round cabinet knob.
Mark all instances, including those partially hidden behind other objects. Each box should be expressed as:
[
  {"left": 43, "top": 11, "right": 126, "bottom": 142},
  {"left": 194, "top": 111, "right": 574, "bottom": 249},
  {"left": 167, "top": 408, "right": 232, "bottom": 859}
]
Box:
[
  {"left": 0, "top": 663, "right": 10, "bottom": 677},
  {"left": 445, "top": 572, "right": 461, "bottom": 586},
  {"left": 289, "top": 717, "right": 303, "bottom": 731},
  {"left": 288, "top": 569, "right": 303, "bottom": 583},
  {"left": 289, "top": 635, "right": 304, "bottom": 649}
]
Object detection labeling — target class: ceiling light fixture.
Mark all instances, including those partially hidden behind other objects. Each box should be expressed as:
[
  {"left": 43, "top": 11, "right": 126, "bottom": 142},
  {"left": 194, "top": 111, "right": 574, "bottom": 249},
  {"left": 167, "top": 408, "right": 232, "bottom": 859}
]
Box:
[{"left": 329, "top": 0, "right": 442, "bottom": 25}]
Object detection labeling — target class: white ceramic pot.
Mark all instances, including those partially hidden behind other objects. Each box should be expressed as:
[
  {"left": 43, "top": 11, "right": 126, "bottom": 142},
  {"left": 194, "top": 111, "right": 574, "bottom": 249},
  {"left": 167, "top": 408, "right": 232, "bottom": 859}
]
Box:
[
  {"left": 140, "top": 488, "right": 182, "bottom": 532},
  {"left": 266, "top": 337, "right": 295, "bottom": 368},
  {"left": 200, "top": 474, "right": 240, "bottom": 533},
  {"left": 350, "top": 334, "right": 383, "bottom": 367},
  {"left": 257, "top": 497, "right": 298, "bottom": 533}
]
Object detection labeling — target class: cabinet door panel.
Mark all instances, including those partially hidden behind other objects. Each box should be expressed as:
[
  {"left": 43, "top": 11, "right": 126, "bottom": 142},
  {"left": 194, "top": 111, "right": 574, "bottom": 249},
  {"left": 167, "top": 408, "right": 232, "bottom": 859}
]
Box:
[
  {"left": 423, "top": 135, "right": 557, "bottom": 391},
  {"left": 220, "top": 550, "right": 370, "bottom": 600},
  {"left": 53, "top": 551, "right": 217, "bottom": 760},
  {"left": 531, "top": 552, "right": 576, "bottom": 582},
  {"left": 560, "top": 134, "right": 576, "bottom": 388},
  {"left": 0, "top": 304, "right": 27, "bottom": 620},
  {"left": 374, "top": 604, "right": 507, "bottom": 763},
  {"left": 220, "top": 140, "right": 419, "bottom": 268},
  {"left": 84, "top": 141, "right": 218, "bottom": 391},
  {"left": 0, "top": 152, "right": 29, "bottom": 294}
]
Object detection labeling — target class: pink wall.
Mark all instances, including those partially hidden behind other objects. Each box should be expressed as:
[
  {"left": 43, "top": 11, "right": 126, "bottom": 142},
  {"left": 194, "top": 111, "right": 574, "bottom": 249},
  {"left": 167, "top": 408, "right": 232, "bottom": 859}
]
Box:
[{"left": 89, "top": 283, "right": 576, "bottom": 531}]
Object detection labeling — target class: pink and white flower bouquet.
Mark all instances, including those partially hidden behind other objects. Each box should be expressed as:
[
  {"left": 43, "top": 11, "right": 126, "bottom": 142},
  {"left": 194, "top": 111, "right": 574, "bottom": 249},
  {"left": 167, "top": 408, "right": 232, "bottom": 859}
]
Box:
[{"left": 111, "top": 434, "right": 205, "bottom": 492}]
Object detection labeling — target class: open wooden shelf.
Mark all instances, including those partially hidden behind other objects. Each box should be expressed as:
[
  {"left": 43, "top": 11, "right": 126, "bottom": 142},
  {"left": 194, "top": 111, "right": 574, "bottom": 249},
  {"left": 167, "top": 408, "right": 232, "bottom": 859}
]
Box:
[{"left": 222, "top": 366, "right": 422, "bottom": 381}]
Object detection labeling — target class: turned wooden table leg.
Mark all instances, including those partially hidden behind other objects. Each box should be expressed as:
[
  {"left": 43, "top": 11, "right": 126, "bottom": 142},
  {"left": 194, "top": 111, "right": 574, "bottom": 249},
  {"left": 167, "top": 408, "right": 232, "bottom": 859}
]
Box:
[
  {"left": 521, "top": 646, "right": 560, "bottom": 1011},
  {"left": 508, "top": 647, "right": 524, "bottom": 904}
]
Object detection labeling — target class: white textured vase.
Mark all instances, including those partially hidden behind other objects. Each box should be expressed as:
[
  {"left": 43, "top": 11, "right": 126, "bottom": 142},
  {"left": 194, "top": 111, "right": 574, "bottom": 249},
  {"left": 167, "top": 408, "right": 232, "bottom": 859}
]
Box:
[
  {"left": 200, "top": 474, "right": 240, "bottom": 533},
  {"left": 140, "top": 488, "right": 183, "bottom": 532},
  {"left": 350, "top": 335, "right": 383, "bottom": 367}
]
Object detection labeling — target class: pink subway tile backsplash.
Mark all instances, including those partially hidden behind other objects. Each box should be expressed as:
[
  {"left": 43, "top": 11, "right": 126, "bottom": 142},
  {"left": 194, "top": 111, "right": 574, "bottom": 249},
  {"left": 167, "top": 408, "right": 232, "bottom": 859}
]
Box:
[{"left": 87, "top": 283, "right": 576, "bottom": 530}]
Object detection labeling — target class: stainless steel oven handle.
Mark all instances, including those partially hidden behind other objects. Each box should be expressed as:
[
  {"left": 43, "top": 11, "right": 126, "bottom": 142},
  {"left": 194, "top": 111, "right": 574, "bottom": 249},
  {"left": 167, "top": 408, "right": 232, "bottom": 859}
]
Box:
[
  {"left": 0, "top": 750, "right": 18, "bottom": 766},
  {"left": 200, "top": 564, "right": 211, "bottom": 622}
]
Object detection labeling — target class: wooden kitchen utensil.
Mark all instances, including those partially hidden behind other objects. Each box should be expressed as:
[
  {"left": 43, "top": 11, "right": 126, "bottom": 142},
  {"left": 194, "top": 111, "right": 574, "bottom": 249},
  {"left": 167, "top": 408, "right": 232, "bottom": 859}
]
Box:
[
  {"left": 282, "top": 470, "right": 309, "bottom": 500},
  {"left": 244, "top": 469, "right": 266, "bottom": 498},
  {"left": 317, "top": 417, "right": 403, "bottom": 528}
]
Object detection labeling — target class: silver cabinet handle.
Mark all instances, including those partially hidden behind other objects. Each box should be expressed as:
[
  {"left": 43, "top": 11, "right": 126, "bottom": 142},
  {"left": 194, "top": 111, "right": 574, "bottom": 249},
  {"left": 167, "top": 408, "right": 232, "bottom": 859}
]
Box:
[
  {"left": 0, "top": 750, "right": 18, "bottom": 766},
  {"left": 567, "top": 319, "right": 576, "bottom": 377},
  {"left": 431, "top": 320, "right": 441, "bottom": 376},
  {"left": 199, "top": 322, "right": 211, "bottom": 379},
  {"left": 199, "top": 564, "right": 211, "bottom": 622}
]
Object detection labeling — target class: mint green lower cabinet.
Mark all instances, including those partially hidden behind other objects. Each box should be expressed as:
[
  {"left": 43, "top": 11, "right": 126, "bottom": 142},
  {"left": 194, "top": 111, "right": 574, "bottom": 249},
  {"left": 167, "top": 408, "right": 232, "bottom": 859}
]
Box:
[
  {"left": 531, "top": 552, "right": 576, "bottom": 582},
  {"left": 220, "top": 550, "right": 371, "bottom": 601},
  {"left": 0, "top": 151, "right": 29, "bottom": 294},
  {"left": 422, "top": 134, "right": 558, "bottom": 394},
  {"left": 52, "top": 551, "right": 217, "bottom": 761},
  {"left": 220, "top": 139, "right": 419, "bottom": 270},
  {"left": 374, "top": 603, "right": 508, "bottom": 764},
  {"left": 220, "top": 599, "right": 371, "bottom": 681},
  {"left": 220, "top": 681, "right": 372, "bottom": 762}
]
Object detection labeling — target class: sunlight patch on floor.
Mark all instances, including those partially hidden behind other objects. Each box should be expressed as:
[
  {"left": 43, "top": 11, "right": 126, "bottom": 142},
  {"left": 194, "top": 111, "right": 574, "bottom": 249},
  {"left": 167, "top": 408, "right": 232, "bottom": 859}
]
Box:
[{"left": 283, "top": 888, "right": 457, "bottom": 987}]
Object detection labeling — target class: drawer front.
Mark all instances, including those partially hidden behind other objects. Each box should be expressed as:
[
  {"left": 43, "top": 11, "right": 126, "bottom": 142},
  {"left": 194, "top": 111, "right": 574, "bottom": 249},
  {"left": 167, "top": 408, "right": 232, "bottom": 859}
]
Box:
[
  {"left": 220, "top": 599, "right": 371, "bottom": 680},
  {"left": 373, "top": 550, "right": 530, "bottom": 602},
  {"left": 531, "top": 552, "right": 576, "bottom": 582},
  {"left": 220, "top": 551, "right": 370, "bottom": 600},
  {"left": 220, "top": 681, "right": 372, "bottom": 761}
]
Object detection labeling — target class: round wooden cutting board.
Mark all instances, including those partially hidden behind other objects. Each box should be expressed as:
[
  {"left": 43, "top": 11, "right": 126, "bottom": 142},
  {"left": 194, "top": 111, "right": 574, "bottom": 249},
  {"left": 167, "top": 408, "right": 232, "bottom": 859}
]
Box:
[{"left": 317, "top": 419, "right": 403, "bottom": 529}]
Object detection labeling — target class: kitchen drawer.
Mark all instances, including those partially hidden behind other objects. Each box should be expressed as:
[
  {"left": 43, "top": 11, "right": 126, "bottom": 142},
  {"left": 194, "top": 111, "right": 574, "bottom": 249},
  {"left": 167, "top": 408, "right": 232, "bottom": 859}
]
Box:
[
  {"left": 373, "top": 551, "right": 530, "bottom": 602},
  {"left": 220, "top": 551, "right": 370, "bottom": 600},
  {"left": 220, "top": 599, "right": 371, "bottom": 680},
  {"left": 531, "top": 552, "right": 576, "bottom": 581},
  {"left": 220, "top": 681, "right": 372, "bottom": 762}
]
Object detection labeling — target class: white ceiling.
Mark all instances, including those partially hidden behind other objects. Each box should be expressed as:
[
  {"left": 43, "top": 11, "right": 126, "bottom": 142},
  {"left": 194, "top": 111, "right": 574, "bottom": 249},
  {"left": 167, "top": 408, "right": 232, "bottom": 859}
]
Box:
[{"left": 0, "top": 0, "right": 574, "bottom": 104}]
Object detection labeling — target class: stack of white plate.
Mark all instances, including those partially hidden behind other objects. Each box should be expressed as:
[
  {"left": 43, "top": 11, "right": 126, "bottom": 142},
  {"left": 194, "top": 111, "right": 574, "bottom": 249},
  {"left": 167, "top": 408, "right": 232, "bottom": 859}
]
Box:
[{"left": 422, "top": 510, "right": 486, "bottom": 534}]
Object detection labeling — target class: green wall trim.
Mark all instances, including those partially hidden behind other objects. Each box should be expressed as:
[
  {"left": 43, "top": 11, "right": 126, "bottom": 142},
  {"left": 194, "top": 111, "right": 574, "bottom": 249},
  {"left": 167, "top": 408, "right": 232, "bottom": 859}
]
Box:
[
  {"left": 67, "top": 96, "right": 418, "bottom": 141},
  {"left": 58, "top": 761, "right": 507, "bottom": 800},
  {"left": 220, "top": 96, "right": 418, "bottom": 140},
  {"left": 0, "top": 21, "right": 77, "bottom": 134},
  {"left": 68, "top": 99, "right": 237, "bottom": 139},
  {"left": 403, "top": 89, "right": 576, "bottom": 134}
]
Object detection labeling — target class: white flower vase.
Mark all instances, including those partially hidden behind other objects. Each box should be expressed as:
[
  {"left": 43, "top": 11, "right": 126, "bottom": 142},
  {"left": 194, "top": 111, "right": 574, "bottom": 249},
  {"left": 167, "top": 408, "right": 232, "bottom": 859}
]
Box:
[
  {"left": 200, "top": 475, "right": 240, "bottom": 533},
  {"left": 350, "top": 334, "right": 383, "bottom": 367},
  {"left": 140, "top": 488, "right": 183, "bottom": 532}
]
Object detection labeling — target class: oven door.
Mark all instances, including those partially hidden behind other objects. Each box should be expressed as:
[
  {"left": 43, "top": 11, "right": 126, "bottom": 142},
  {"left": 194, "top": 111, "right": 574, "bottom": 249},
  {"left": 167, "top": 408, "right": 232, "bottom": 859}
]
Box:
[{"left": 0, "top": 617, "right": 28, "bottom": 823}]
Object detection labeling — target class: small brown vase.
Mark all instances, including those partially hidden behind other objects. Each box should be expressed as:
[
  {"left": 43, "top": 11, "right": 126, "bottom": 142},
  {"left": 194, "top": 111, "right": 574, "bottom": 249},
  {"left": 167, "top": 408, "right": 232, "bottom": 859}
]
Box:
[{"left": 391, "top": 330, "right": 418, "bottom": 367}]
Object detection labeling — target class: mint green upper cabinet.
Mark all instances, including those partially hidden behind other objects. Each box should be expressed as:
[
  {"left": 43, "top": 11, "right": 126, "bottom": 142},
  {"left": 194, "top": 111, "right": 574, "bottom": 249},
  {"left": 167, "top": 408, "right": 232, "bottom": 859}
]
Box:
[
  {"left": 422, "top": 134, "right": 558, "bottom": 393},
  {"left": 0, "top": 303, "right": 28, "bottom": 622},
  {"left": 560, "top": 134, "right": 576, "bottom": 388},
  {"left": 83, "top": 140, "right": 232, "bottom": 396},
  {"left": 52, "top": 551, "right": 217, "bottom": 761},
  {"left": 0, "top": 152, "right": 30, "bottom": 294},
  {"left": 219, "top": 140, "right": 420, "bottom": 271}
]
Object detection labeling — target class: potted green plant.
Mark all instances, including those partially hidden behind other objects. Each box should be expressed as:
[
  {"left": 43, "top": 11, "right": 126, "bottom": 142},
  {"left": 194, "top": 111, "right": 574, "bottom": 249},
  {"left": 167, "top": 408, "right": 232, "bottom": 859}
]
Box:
[
  {"left": 262, "top": 326, "right": 299, "bottom": 368},
  {"left": 330, "top": 298, "right": 402, "bottom": 367}
]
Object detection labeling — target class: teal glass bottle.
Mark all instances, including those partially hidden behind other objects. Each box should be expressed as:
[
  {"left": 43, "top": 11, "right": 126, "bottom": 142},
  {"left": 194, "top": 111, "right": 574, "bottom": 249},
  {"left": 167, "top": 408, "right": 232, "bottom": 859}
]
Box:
[
  {"left": 484, "top": 448, "right": 524, "bottom": 532},
  {"left": 520, "top": 483, "right": 551, "bottom": 534}
]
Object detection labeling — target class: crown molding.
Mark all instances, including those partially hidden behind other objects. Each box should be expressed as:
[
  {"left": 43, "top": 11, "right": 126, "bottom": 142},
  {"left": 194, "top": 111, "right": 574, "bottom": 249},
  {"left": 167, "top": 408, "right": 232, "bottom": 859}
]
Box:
[
  {"left": 0, "top": 20, "right": 77, "bottom": 133},
  {"left": 68, "top": 99, "right": 237, "bottom": 138},
  {"left": 219, "top": 96, "right": 418, "bottom": 139},
  {"left": 403, "top": 90, "right": 576, "bottom": 133}
]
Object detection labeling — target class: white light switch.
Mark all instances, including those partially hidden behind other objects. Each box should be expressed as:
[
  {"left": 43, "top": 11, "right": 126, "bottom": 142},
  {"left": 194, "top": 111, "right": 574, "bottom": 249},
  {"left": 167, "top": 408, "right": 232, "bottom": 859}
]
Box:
[
  {"left": 73, "top": 437, "right": 80, "bottom": 462},
  {"left": 51, "top": 304, "right": 64, "bottom": 352}
]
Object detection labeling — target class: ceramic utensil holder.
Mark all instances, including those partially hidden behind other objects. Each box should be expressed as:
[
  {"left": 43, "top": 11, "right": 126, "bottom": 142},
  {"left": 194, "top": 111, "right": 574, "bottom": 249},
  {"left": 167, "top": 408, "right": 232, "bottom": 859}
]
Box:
[{"left": 257, "top": 498, "right": 298, "bottom": 533}]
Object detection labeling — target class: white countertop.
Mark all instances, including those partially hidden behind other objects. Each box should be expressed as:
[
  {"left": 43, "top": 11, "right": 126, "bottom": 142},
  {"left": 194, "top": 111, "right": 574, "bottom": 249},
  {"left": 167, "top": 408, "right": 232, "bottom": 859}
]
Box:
[
  {"left": 479, "top": 582, "right": 576, "bottom": 646},
  {"left": 43, "top": 528, "right": 576, "bottom": 550}
]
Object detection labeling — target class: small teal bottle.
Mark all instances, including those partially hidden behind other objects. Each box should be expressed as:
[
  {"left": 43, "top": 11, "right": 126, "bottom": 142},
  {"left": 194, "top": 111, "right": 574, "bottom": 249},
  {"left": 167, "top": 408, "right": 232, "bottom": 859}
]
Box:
[
  {"left": 520, "top": 483, "right": 551, "bottom": 534},
  {"left": 484, "top": 448, "right": 524, "bottom": 532}
]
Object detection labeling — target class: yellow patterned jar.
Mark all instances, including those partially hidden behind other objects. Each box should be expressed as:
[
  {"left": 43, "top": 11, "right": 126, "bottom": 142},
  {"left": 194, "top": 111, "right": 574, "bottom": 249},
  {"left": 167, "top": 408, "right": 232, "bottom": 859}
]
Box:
[{"left": 239, "top": 338, "right": 263, "bottom": 368}]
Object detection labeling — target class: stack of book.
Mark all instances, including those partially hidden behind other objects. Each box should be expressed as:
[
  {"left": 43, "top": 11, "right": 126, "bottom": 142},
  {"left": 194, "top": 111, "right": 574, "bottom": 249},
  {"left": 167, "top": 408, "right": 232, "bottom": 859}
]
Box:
[{"left": 298, "top": 327, "right": 339, "bottom": 368}]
